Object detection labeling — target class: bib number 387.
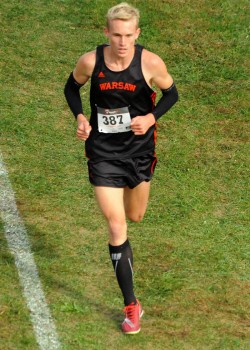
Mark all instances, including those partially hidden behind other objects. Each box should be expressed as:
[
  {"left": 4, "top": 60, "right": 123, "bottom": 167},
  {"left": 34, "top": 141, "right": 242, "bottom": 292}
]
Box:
[{"left": 97, "top": 106, "right": 131, "bottom": 133}]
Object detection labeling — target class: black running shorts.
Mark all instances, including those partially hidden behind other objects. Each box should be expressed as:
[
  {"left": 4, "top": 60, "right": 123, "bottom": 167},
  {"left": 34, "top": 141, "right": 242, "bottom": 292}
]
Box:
[{"left": 87, "top": 154, "right": 157, "bottom": 189}]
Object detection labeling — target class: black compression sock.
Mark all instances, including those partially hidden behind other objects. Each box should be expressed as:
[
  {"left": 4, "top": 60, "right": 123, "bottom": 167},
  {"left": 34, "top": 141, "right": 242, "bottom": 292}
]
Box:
[{"left": 109, "top": 239, "right": 137, "bottom": 306}]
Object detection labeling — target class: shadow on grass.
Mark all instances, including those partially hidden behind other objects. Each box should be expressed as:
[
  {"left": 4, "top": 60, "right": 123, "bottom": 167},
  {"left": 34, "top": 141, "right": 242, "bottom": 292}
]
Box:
[{"left": 22, "top": 223, "right": 123, "bottom": 330}]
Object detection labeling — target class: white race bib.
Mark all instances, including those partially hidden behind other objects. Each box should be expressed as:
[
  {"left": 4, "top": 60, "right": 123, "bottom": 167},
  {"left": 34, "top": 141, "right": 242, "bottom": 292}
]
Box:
[{"left": 97, "top": 106, "right": 131, "bottom": 133}]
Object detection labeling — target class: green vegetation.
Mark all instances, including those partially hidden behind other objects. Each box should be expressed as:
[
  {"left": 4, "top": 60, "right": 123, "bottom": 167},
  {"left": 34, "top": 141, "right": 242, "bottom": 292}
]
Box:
[{"left": 0, "top": 0, "right": 249, "bottom": 349}]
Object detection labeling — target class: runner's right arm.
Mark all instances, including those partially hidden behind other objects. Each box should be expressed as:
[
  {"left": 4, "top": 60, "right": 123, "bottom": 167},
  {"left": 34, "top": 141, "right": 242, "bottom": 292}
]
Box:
[{"left": 64, "top": 51, "right": 96, "bottom": 139}]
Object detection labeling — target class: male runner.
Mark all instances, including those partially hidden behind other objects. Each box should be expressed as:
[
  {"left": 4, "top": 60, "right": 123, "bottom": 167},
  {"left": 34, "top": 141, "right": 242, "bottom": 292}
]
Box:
[{"left": 64, "top": 2, "right": 178, "bottom": 334}]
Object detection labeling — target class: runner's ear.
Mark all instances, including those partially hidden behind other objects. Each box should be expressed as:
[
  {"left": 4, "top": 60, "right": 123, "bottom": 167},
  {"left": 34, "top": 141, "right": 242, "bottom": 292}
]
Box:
[
  {"left": 104, "top": 27, "right": 109, "bottom": 37},
  {"left": 135, "top": 27, "right": 140, "bottom": 40}
]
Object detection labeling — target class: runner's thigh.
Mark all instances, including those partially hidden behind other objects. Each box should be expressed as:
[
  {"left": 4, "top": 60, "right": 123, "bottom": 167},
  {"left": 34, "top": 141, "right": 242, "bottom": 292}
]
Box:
[{"left": 124, "top": 181, "right": 151, "bottom": 222}]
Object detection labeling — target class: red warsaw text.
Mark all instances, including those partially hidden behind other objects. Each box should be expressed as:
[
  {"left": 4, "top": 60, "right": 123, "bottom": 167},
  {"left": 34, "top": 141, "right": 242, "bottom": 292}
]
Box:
[{"left": 99, "top": 82, "right": 137, "bottom": 92}]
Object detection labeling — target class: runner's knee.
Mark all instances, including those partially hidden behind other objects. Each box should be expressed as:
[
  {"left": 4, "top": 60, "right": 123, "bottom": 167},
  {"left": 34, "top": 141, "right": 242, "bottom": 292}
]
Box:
[
  {"left": 126, "top": 211, "right": 145, "bottom": 223},
  {"left": 108, "top": 218, "right": 127, "bottom": 236}
]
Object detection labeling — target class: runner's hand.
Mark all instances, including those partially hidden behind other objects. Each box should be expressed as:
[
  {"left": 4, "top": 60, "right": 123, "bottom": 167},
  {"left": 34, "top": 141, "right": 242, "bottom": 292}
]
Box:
[
  {"left": 130, "top": 114, "right": 155, "bottom": 135},
  {"left": 76, "top": 114, "right": 92, "bottom": 140}
]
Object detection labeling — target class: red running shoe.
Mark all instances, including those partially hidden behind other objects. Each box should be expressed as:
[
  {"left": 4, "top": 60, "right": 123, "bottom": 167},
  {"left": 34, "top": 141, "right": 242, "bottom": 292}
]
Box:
[{"left": 122, "top": 299, "right": 144, "bottom": 334}]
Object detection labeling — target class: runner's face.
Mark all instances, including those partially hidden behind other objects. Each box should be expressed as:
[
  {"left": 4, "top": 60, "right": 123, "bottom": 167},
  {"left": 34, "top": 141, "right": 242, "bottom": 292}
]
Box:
[{"left": 105, "top": 19, "right": 140, "bottom": 57}]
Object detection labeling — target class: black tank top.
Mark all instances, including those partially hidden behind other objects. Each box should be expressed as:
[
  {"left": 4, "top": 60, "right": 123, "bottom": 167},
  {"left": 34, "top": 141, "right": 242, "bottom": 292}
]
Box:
[{"left": 85, "top": 44, "right": 157, "bottom": 160}]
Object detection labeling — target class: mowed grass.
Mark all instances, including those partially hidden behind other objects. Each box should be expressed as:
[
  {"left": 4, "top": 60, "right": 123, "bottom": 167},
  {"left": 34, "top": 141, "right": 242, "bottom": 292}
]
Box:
[{"left": 0, "top": 0, "right": 249, "bottom": 349}]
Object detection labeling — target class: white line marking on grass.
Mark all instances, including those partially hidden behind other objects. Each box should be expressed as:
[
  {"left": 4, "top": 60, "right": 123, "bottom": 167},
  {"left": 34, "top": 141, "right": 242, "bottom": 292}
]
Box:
[{"left": 0, "top": 151, "right": 61, "bottom": 350}]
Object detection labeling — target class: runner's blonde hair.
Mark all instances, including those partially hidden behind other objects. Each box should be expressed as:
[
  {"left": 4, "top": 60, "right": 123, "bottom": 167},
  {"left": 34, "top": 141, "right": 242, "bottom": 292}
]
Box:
[{"left": 106, "top": 2, "right": 140, "bottom": 28}]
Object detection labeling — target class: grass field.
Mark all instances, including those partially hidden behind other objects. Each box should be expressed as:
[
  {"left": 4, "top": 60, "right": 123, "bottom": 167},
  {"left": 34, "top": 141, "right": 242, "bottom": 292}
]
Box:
[{"left": 0, "top": 0, "right": 249, "bottom": 349}]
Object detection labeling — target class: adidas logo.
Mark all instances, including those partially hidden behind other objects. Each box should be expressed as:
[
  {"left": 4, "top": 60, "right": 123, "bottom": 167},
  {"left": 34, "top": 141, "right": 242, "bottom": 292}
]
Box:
[{"left": 98, "top": 71, "right": 105, "bottom": 78}]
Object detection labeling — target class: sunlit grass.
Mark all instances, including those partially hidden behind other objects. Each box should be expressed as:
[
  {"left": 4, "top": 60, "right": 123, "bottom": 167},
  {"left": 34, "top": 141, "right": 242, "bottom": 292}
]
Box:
[{"left": 0, "top": 0, "right": 249, "bottom": 349}]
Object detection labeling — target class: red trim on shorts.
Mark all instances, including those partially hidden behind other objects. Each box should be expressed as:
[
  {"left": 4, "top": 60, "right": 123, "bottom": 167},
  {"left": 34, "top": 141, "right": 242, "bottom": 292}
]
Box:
[{"left": 150, "top": 157, "right": 157, "bottom": 174}]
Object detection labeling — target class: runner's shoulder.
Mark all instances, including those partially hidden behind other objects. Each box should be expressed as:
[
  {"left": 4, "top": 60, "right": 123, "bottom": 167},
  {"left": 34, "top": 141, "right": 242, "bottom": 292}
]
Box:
[
  {"left": 142, "top": 49, "right": 166, "bottom": 69},
  {"left": 76, "top": 50, "right": 96, "bottom": 77}
]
